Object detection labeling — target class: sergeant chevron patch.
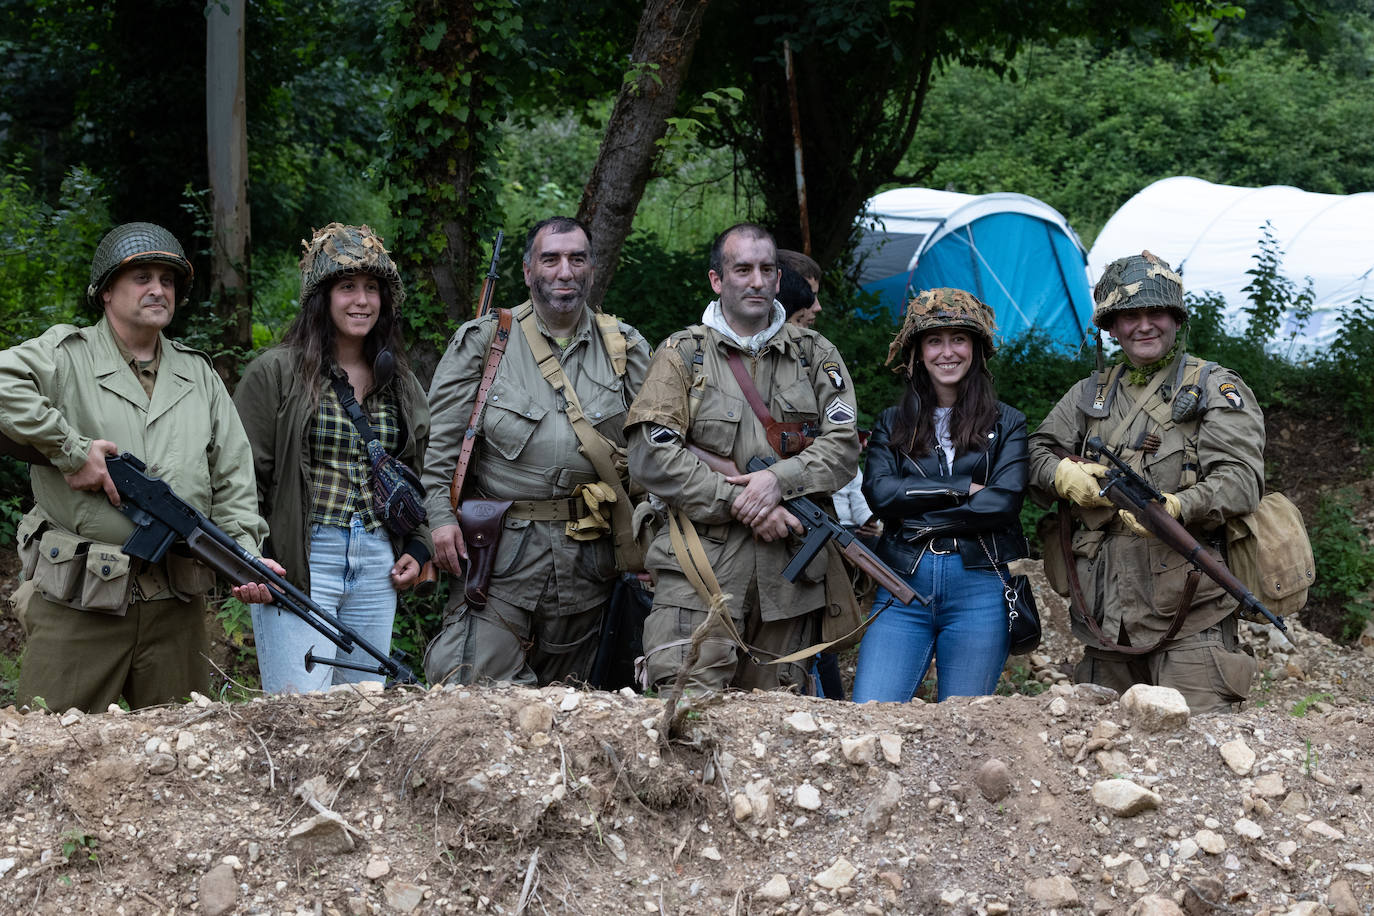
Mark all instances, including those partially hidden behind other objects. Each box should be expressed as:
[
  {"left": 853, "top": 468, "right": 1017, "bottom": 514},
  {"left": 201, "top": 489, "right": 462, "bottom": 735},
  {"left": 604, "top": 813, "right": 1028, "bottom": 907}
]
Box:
[{"left": 825, "top": 397, "right": 856, "bottom": 424}]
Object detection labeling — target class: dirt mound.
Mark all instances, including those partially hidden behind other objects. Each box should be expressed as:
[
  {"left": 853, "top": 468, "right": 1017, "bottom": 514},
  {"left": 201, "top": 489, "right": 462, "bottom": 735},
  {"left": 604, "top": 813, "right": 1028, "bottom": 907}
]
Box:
[{"left": 2, "top": 604, "right": 1371, "bottom": 915}]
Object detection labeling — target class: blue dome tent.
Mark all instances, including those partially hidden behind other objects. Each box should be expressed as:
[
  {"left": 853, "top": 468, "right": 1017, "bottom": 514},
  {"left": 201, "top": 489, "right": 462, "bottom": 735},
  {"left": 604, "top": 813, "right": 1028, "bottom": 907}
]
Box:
[{"left": 854, "top": 188, "right": 1095, "bottom": 349}]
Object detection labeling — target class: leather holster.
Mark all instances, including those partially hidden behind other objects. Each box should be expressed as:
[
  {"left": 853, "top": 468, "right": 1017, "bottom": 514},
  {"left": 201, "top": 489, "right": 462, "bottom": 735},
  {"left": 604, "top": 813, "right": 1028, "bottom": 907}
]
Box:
[{"left": 458, "top": 498, "right": 513, "bottom": 607}]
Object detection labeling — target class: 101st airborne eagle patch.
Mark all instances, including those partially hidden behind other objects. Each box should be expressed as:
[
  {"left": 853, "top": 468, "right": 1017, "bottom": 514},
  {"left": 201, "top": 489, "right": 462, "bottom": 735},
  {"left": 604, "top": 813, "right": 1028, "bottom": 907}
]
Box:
[
  {"left": 821, "top": 360, "right": 845, "bottom": 390},
  {"left": 1218, "top": 382, "right": 1244, "bottom": 409}
]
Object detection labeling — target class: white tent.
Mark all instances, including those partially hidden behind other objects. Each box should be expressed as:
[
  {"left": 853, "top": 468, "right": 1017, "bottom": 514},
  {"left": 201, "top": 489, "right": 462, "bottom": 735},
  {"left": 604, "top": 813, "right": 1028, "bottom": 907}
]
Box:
[{"left": 1089, "top": 177, "right": 1374, "bottom": 354}]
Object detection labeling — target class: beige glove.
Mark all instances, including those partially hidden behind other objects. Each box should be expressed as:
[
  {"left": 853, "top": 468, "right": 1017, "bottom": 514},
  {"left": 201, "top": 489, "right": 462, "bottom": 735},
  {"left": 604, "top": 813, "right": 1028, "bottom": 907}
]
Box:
[
  {"left": 1053, "top": 457, "right": 1112, "bottom": 508},
  {"left": 1118, "top": 492, "right": 1182, "bottom": 538},
  {"left": 566, "top": 481, "right": 617, "bottom": 541}
]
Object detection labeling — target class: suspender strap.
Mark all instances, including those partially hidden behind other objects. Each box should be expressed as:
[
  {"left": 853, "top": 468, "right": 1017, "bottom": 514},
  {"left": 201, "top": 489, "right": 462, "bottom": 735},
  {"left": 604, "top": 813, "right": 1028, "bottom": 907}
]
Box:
[
  {"left": 517, "top": 306, "right": 644, "bottom": 571},
  {"left": 450, "top": 308, "right": 513, "bottom": 510}
]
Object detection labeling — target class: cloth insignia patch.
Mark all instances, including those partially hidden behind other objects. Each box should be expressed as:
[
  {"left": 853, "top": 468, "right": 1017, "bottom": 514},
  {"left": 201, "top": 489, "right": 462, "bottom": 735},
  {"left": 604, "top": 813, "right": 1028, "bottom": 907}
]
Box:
[
  {"left": 822, "top": 360, "right": 845, "bottom": 390},
  {"left": 1218, "top": 382, "right": 1244, "bottom": 409},
  {"left": 825, "top": 397, "right": 856, "bottom": 425},
  {"left": 649, "top": 425, "right": 681, "bottom": 444}
]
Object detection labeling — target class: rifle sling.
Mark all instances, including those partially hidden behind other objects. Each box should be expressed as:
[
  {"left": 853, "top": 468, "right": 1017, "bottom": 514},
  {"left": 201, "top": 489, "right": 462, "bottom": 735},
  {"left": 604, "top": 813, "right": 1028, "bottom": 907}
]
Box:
[
  {"left": 1059, "top": 496, "right": 1196, "bottom": 655},
  {"left": 724, "top": 349, "right": 813, "bottom": 456},
  {"left": 517, "top": 305, "right": 643, "bottom": 571},
  {"left": 449, "top": 308, "right": 513, "bottom": 511}
]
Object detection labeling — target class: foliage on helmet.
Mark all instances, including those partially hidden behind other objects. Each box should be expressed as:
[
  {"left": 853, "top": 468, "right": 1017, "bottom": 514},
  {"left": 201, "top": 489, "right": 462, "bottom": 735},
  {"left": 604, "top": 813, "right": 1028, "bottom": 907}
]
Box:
[
  {"left": 298, "top": 223, "right": 405, "bottom": 308},
  {"left": 885, "top": 287, "right": 998, "bottom": 371},
  {"left": 1092, "top": 250, "right": 1186, "bottom": 328},
  {"left": 86, "top": 222, "right": 193, "bottom": 307}
]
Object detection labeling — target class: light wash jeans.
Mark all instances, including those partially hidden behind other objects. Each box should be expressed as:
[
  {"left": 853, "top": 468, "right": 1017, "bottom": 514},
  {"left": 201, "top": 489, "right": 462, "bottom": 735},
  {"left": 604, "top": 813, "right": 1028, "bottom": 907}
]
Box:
[
  {"left": 852, "top": 550, "right": 1010, "bottom": 703},
  {"left": 252, "top": 515, "right": 397, "bottom": 693}
]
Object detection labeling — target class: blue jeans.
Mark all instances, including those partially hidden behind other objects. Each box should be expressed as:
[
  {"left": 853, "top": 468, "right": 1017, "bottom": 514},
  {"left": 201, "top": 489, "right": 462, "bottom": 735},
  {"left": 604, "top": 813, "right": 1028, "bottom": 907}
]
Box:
[
  {"left": 252, "top": 516, "right": 397, "bottom": 693},
  {"left": 852, "top": 550, "right": 1010, "bottom": 702}
]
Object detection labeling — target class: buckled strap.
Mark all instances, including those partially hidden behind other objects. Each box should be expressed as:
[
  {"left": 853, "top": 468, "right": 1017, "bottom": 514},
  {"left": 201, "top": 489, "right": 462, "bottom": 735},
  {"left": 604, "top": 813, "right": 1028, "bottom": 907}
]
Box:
[
  {"left": 508, "top": 498, "right": 585, "bottom": 521},
  {"left": 926, "top": 536, "right": 960, "bottom": 555}
]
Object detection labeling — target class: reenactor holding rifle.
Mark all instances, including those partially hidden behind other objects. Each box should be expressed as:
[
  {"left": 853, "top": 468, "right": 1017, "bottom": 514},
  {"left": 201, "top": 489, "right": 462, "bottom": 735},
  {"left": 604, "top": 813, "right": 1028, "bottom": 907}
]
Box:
[{"left": 1027, "top": 251, "right": 1266, "bottom": 714}]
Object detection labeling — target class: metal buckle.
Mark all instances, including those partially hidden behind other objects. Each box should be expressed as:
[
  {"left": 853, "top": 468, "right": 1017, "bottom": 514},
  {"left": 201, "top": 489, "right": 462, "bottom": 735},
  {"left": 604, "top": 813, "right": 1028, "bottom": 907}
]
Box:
[{"left": 928, "top": 537, "right": 957, "bottom": 555}]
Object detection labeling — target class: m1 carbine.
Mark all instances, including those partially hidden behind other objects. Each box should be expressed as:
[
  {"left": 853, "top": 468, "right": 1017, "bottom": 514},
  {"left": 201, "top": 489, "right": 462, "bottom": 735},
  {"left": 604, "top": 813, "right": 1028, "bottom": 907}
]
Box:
[
  {"left": 105, "top": 452, "right": 416, "bottom": 684},
  {"left": 683, "top": 443, "right": 914, "bottom": 604},
  {"left": 1083, "top": 435, "right": 1291, "bottom": 642}
]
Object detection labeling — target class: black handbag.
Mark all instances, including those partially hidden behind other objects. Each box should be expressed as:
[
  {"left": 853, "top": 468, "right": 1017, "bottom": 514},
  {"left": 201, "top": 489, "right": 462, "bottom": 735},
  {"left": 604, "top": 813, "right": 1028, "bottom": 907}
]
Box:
[
  {"left": 329, "top": 375, "right": 427, "bottom": 538},
  {"left": 980, "top": 538, "right": 1041, "bottom": 655}
]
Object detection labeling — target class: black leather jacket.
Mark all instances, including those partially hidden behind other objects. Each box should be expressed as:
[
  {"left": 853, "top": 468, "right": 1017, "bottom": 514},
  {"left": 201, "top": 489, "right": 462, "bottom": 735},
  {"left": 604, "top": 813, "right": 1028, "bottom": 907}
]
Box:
[{"left": 862, "top": 401, "right": 1029, "bottom": 575}]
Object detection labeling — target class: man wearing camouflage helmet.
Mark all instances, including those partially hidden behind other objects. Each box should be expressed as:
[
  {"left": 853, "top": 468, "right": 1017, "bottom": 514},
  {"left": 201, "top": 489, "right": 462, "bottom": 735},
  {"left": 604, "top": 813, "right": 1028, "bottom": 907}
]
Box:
[
  {"left": 0, "top": 222, "right": 273, "bottom": 711},
  {"left": 1027, "top": 251, "right": 1265, "bottom": 714}
]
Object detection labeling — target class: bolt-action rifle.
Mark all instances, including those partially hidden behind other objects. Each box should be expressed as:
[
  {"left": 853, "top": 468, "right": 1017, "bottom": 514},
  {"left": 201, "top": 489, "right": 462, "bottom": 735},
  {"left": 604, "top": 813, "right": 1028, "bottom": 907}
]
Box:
[
  {"left": 104, "top": 452, "right": 416, "bottom": 684},
  {"left": 474, "top": 230, "right": 504, "bottom": 320},
  {"left": 684, "top": 444, "right": 915, "bottom": 604},
  {"left": 1079, "top": 436, "right": 1291, "bottom": 643}
]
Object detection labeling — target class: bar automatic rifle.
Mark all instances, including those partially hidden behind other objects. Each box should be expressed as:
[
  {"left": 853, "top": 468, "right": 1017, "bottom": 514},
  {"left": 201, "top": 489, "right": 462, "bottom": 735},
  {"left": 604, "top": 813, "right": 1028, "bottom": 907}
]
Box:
[
  {"left": 1080, "top": 435, "right": 1291, "bottom": 643},
  {"left": 104, "top": 452, "right": 416, "bottom": 684},
  {"left": 684, "top": 444, "right": 915, "bottom": 604}
]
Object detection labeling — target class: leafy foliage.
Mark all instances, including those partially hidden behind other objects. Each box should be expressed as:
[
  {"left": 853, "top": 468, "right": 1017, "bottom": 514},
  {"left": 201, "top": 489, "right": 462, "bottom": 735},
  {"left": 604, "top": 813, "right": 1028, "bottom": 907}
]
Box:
[
  {"left": 903, "top": 40, "right": 1374, "bottom": 246},
  {"left": 1308, "top": 488, "right": 1374, "bottom": 643}
]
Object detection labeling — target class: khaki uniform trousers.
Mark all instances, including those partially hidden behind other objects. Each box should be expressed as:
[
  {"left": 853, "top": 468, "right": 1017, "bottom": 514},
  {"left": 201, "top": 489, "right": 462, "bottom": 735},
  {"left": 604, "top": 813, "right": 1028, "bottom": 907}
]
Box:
[
  {"left": 1074, "top": 616, "right": 1258, "bottom": 715},
  {"left": 642, "top": 578, "right": 815, "bottom": 694},
  {"left": 18, "top": 591, "right": 210, "bottom": 712},
  {"left": 424, "top": 584, "right": 611, "bottom": 688}
]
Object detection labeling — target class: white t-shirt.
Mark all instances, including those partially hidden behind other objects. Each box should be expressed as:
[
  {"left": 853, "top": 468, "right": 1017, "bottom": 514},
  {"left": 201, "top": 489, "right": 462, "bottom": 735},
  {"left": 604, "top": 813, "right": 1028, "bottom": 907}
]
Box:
[{"left": 933, "top": 406, "right": 955, "bottom": 471}]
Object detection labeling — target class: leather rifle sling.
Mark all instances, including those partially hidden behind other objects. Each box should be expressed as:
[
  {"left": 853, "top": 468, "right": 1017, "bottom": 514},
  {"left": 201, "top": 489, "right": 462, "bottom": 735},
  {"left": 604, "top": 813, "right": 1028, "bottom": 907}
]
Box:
[
  {"left": 449, "top": 308, "right": 513, "bottom": 510},
  {"left": 1059, "top": 496, "right": 1197, "bottom": 654},
  {"left": 517, "top": 306, "right": 644, "bottom": 571}
]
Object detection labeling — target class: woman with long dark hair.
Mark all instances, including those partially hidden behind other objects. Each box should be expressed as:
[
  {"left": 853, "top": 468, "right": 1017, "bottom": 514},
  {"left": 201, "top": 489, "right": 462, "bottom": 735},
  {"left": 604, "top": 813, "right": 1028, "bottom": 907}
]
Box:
[
  {"left": 853, "top": 288, "right": 1028, "bottom": 702},
  {"left": 234, "top": 223, "right": 431, "bottom": 692}
]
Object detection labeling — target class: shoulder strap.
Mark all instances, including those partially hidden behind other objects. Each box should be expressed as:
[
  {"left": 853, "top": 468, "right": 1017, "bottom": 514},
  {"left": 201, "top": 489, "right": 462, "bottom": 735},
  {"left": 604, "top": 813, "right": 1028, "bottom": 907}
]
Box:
[
  {"left": 723, "top": 349, "right": 814, "bottom": 457},
  {"left": 449, "top": 309, "right": 513, "bottom": 511},
  {"left": 1100, "top": 361, "right": 1173, "bottom": 447},
  {"left": 594, "top": 313, "right": 628, "bottom": 378},
  {"left": 517, "top": 308, "right": 643, "bottom": 570},
  {"left": 328, "top": 374, "right": 379, "bottom": 446}
]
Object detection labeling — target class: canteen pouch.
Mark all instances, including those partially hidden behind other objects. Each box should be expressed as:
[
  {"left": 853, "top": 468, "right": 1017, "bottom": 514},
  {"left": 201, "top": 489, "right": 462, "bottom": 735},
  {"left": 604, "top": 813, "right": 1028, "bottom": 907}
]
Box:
[
  {"left": 1225, "top": 492, "right": 1314, "bottom": 617},
  {"left": 458, "top": 498, "right": 513, "bottom": 607}
]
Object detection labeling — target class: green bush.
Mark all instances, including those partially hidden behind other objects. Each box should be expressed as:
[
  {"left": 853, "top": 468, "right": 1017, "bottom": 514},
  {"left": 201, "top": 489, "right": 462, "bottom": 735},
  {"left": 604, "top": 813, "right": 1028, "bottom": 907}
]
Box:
[{"left": 1308, "top": 488, "right": 1374, "bottom": 643}]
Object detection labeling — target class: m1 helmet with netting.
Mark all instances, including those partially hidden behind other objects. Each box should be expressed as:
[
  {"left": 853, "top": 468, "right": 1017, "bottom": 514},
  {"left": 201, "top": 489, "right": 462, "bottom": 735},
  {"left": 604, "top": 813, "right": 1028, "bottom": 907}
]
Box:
[
  {"left": 1092, "top": 250, "right": 1187, "bottom": 329},
  {"left": 298, "top": 223, "right": 404, "bottom": 307},
  {"left": 86, "top": 222, "right": 193, "bottom": 307},
  {"left": 885, "top": 287, "right": 998, "bottom": 372}
]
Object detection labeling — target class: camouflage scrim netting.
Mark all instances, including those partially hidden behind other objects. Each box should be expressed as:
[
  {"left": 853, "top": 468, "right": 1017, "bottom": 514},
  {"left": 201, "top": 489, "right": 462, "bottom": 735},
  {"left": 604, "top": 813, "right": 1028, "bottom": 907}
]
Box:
[
  {"left": 86, "top": 222, "right": 193, "bottom": 306},
  {"left": 886, "top": 287, "right": 998, "bottom": 372},
  {"left": 298, "top": 223, "right": 404, "bottom": 308},
  {"left": 1092, "top": 250, "right": 1186, "bottom": 328}
]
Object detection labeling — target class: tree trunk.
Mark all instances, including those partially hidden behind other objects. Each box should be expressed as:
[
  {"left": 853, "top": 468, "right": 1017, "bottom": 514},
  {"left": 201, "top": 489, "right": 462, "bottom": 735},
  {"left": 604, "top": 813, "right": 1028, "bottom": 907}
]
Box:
[
  {"left": 579, "top": 0, "right": 711, "bottom": 311},
  {"left": 206, "top": 0, "right": 252, "bottom": 387}
]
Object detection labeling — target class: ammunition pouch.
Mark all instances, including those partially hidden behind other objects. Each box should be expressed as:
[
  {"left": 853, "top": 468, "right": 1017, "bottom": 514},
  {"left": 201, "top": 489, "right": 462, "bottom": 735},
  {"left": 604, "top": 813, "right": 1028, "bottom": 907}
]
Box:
[{"left": 25, "top": 524, "right": 134, "bottom": 616}]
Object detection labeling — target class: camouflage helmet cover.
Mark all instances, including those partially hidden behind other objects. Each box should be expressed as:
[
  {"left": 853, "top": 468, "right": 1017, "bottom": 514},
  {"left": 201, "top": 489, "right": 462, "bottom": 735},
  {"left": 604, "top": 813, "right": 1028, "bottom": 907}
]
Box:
[
  {"left": 1092, "top": 250, "right": 1186, "bottom": 328},
  {"left": 87, "top": 222, "right": 194, "bottom": 306},
  {"left": 298, "top": 223, "right": 404, "bottom": 308},
  {"left": 886, "top": 287, "right": 997, "bottom": 371}
]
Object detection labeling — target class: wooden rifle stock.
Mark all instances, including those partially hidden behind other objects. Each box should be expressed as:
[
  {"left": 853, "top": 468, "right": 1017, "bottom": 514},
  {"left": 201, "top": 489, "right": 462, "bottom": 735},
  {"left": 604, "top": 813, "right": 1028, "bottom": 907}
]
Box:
[
  {"left": 684, "top": 443, "right": 916, "bottom": 604},
  {"left": 1, "top": 431, "right": 55, "bottom": 466},
  {"left": 1054, "top": 439, "right": 1290, "bottom": 641}
]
